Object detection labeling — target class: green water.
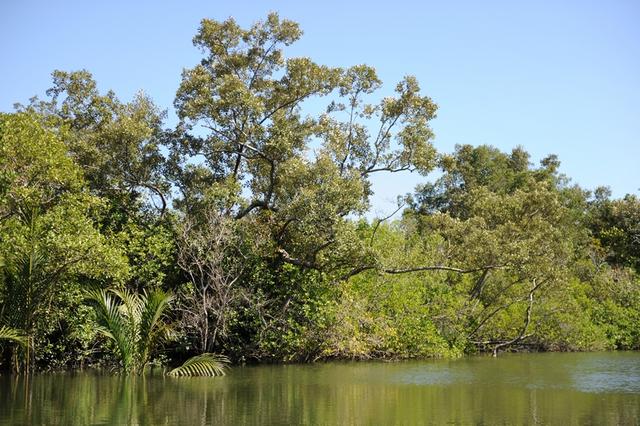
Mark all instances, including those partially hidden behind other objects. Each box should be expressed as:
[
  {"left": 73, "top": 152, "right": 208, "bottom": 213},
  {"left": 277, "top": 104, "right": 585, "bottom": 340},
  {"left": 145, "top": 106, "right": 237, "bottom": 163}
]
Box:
[{"left": 1, "top": 352, "right": 639, "bottom": 425}]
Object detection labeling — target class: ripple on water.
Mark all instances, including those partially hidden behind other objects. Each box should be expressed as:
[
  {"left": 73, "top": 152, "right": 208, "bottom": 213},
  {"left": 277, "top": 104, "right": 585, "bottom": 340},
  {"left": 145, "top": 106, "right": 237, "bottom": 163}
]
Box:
[{"left": 571, "top": 358, "right": 640, "bottom": 393}]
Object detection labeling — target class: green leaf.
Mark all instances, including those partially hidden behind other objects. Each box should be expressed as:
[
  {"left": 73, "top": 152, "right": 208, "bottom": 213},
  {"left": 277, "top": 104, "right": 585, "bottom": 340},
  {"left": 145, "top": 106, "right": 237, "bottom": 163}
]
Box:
[
  {"left": 167, "top": 353, "right": 229, "bottom": 377},
  {"left": 0, "top": 326, "right": 27, "bottom": 347}
]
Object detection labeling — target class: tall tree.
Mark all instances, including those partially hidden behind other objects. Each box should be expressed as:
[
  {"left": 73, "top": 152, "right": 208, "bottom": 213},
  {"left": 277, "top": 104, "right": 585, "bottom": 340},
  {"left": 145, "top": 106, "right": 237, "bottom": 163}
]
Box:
[
  {"left": 170, "top": 13, "right": 438, "bottom": 277},
  {"left": 20, "top": 72, "right": 179, "bottom": 294}
]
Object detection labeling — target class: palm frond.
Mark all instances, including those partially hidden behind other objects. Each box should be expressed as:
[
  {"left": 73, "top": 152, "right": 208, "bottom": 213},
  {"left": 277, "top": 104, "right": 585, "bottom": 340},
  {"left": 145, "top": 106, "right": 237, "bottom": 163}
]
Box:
[
  {"left": 112, "top": 288, "right": 144, "bottom": 335},
  {"left": 0, "top": 325, "right": 27, "bottom": 347},
  {"left": 85, "top": 289, "right": 135, "bottom": 371},
  {"left": 85, "top": 288, "right": 175, "bottom": 374},
  {"left": 167, "top": 353, "right": 229, "bottom": 377},
  {"left": 137, "top": 289, "right": 174, "bottom": 366}
]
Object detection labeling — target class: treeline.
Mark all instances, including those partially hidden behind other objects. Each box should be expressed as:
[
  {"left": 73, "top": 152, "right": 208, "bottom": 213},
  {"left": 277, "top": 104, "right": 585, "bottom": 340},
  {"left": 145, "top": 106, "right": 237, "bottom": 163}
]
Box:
[{"left": 1, "top": 14, "right": 638, "bottom": 372}]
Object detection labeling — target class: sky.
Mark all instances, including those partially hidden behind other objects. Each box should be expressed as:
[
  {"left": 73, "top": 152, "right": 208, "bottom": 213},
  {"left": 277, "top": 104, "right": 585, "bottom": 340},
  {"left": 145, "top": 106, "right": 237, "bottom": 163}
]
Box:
[{"left": 2, "top": 0, "right": 639, "bottom": 217}]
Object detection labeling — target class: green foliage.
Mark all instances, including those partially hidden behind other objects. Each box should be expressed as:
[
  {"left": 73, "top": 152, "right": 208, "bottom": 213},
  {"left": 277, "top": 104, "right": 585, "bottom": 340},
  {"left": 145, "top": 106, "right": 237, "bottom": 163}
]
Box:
[
  {"left": 1, "top": 14, "right": 639, "bottom": 371},
  {"left": 0, "top": 112, "right": 82, "bottom": 216},
  {"left": 530, "top": 279, "right": 612, "bottom": 352},
  {"left": 589, "top": 190, "right": 640, "bottom": 272},
  {"left": 85, "top": 289, "right": 174, "bottom": 374},
  {"left": 325, "top": 270, "right": 463, "bottom": 359},
  {"left": 240, "top": 263, "right": 338, "bottom": 362},
  {"left": 167, "top": 353, "right": 229, "bottom": 377},
  {"left": 320, "top": 222, "right": 465, "bottom": 359},
  {"left": 19, "top": 70, "right": 169, "bottom": 216},
  {"left": 585, "top": 267, "right": 640, "bottom": 349},
  {"left": 0, "top": 112, "right": 128, "bottom": 371},
  {"left": 113, "top": 220, "right": 177, "bottom": 291},
  {"left": 0, "top": 326, "right": 27, "bottom": 347}
]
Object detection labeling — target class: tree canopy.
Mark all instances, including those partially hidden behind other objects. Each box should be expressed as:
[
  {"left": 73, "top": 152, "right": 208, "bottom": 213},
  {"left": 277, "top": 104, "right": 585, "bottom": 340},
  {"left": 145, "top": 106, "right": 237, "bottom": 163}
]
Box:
[{"left": 1, "top": 14, "right": 638, "bottom": 371}]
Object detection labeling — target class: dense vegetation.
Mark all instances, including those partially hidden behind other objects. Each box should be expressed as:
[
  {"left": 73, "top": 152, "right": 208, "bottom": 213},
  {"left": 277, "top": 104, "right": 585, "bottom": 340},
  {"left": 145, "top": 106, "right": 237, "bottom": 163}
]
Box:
[{"left": 1, "top": 14, "right": 638, "bottom": 373}]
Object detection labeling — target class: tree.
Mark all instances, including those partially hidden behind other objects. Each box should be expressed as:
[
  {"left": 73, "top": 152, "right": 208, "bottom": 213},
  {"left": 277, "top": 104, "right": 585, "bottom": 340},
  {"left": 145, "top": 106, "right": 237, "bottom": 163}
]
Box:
[
  {"left": 0, "top": 112, "right": 82, "bottom": 222},
  {"left": 155, "top": 13, "right": 441, "bottom": 360},
  {"left": 412, "top": 144, "right": 560, "bottom": 217},
  {"left": 170, "top": 13, "right": 437, "bottom": 278},
  {"left": 175, "top": 207, "right": 247, "bottom": 353},
  {"left": 588, "top": 189, "right": 640, "bottom": 272},
  {"left": 19, "top": 72, "right": 180, "bottom": 296},
  {"left": 18, "top": 70, "right": 170, "bottom": 217},
  {"left": 406, "top": 145, "right": 588, "bottom": 354},
  {"left": 0, "top": 112, "right": 128, "bottom": 371}
]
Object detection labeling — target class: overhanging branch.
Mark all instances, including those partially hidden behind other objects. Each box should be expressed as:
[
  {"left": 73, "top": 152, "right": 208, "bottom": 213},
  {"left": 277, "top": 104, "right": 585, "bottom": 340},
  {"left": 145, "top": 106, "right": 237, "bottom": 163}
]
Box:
[
  {"left": 339, "top": 263, "right": 506, "bottom": 282},
  {"left": 383, "top": 264, "right": 505, "bottom": 274},
  {"left": 234, "top": 200, "right": 278, "bottom": 219}
]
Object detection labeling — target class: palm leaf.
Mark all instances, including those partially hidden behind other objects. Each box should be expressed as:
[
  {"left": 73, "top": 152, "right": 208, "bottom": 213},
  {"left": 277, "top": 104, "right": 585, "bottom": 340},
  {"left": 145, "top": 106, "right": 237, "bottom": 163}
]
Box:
[
  {"left": 86, "top": 288, "right": 175, "bottom": 374},
  {"left": 0, "top": 325, "right": 27, "bottom": 347},
  {"left": 85, "top": 289, "right": 135, "bottom": 372},
  {"left": 167, "top": 353, "right": 229, "bottom": 377},
  {"left": 137, "top": 289, "right": 174, "bottom": 370},
  {"left": 112, "top": 289, "right": 144, "bottom": 320}
]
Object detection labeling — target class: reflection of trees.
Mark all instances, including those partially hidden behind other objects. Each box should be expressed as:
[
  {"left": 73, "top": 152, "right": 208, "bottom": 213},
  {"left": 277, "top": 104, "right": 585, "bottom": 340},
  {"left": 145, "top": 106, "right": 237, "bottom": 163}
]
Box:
[{"left": 0, "top": 360, "right": 639, "bottom": 424}]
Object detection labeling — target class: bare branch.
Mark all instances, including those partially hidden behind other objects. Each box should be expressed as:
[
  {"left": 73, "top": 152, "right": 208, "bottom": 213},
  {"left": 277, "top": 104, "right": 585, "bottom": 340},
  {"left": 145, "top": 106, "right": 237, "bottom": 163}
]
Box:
[
  {"left": 491, "top": 278, "right": 546, "bottom": 356},
  {"left": 370, "top": 202, "right": 405, "bottom": 246},
  {"left": 339, "top": 263, "right": 506, "bottom": 283}
]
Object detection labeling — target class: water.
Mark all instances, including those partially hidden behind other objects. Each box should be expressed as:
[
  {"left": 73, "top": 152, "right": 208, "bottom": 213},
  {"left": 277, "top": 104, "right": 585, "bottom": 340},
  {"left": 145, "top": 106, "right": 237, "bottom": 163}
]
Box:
[{"left": 1, "top": 352, "right": 639, "bottom": 425}]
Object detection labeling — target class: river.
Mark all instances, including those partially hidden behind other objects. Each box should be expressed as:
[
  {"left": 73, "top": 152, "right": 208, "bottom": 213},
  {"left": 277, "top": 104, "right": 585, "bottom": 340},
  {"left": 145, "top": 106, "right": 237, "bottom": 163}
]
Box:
[{"left": 1, "top": 352, "right": 639, "bottom": 425}]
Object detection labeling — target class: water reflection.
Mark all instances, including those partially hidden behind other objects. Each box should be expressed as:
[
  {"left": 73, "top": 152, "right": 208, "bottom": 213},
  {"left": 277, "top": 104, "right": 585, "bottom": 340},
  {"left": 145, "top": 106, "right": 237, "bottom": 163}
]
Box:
[{"left": 1, "top": 353, "right": 639, "bottom": 425}]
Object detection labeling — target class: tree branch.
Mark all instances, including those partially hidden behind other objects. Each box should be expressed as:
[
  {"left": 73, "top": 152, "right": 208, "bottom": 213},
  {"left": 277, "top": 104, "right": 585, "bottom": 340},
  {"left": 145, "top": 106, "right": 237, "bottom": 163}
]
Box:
[
  {"left": 339, "top": 263, "right": 506, "bottom": 282},
  {"left": 139, "top": 182, "right": 167, "bottom": 217},
  {"left": 277, "top": 248, "right": 318, "bottom": 269},
  {"left": 234, "top": 200, "right": 278, "bottom": 219},
  {"left": 491, "top": 278, "right": 546, "bottom": 356},
  {"left": 383, "top": 264, "right": 505, "bottom": 274}
]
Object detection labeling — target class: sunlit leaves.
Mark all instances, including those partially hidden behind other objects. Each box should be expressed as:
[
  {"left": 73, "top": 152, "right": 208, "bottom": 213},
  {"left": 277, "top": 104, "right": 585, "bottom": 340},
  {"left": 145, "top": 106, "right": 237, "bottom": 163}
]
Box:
[
  {"left": 85, "top": 288, "right": 174, "bottom": 374},
  {"left": 0, "top": 112, "right": 83, "bottom": 219},
  {"left": 167, "top": 353, "right": 229, "bottom": 377}
]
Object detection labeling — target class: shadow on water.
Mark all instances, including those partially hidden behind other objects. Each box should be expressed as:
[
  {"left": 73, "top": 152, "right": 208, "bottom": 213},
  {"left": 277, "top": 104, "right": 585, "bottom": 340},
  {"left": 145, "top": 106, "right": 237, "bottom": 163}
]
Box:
[{"left": 1, "top": 352, "right": 639, "bottom": 425}]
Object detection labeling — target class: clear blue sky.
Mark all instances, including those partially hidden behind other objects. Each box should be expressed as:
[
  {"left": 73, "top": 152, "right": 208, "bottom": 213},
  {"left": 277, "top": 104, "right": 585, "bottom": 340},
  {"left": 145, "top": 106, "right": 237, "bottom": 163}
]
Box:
[{"left": 2, "top": 0, "right": 639, "bottom": 215}]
